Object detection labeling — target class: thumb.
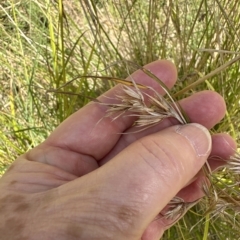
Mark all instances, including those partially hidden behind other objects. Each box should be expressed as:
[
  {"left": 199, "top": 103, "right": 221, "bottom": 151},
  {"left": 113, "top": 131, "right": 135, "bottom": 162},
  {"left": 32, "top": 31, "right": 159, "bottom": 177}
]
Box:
[
  {"left": 94, "top": 123, "right": 211, "bottom": 239},
  {"left": 59, "top": 123, "right": 211, "bottom": 240}
]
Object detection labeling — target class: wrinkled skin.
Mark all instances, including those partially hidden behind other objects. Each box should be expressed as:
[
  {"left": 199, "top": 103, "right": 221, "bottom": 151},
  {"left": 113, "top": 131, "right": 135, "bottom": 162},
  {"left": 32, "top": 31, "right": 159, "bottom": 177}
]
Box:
[{"left": 0, "top": 60, "right": 236, "bottom": 240}]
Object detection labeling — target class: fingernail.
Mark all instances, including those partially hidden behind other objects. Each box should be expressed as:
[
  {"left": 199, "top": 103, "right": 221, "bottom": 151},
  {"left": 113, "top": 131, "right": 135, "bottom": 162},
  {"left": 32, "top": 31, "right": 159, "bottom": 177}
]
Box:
[{"left": 175, "top": 123, "right": 212, "bottom": 157}]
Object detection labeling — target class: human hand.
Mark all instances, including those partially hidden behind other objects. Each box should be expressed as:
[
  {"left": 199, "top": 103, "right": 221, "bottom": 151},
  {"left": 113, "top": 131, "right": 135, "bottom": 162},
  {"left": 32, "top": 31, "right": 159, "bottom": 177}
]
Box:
[{"left": 0, "top": 60, "right": 236, "bottom": 240}]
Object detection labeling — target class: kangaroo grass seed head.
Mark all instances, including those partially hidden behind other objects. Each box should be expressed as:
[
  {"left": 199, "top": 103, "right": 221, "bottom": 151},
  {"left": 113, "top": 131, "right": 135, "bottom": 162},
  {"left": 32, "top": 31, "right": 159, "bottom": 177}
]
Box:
[{"left": 98, "top": 78, "right": 186, "bottom": 128}]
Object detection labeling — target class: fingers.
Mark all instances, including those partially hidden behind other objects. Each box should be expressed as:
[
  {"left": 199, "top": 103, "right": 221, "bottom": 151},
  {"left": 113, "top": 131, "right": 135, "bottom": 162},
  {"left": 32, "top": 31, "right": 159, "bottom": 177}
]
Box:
[
  {"left": 208, "top": 133, "right": 237, "bottom": 170},
  {"left": 25, "top": 145, "right": 99, "bottom": 177},
  {"left": 179, "top": 90, "right": 226, "bottom": 129},
  {"left": 58, "top": 123, "right": 211, "bottom": 239},
  {"left": 44, "top": 60, "right": 178, "bottom": 160}
]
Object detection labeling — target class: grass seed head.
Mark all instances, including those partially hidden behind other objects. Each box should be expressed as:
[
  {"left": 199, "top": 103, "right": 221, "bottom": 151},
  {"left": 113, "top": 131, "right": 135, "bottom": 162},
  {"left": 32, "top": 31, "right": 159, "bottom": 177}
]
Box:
[{"left": 99, "top": 81, "right": 186, "bottom": 129}]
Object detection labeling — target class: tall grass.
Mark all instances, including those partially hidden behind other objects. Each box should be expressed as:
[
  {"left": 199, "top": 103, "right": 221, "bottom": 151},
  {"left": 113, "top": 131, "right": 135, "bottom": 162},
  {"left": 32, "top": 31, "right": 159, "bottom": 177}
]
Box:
[{"left": 0, "top": 0, "right": 240, "bottom": 238}]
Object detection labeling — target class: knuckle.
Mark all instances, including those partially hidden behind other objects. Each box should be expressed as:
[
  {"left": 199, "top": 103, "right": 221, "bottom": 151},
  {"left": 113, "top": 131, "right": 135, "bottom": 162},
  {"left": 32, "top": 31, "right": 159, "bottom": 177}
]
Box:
[{"left": 137, "top": 136, "right": 185, "bottom": 183}]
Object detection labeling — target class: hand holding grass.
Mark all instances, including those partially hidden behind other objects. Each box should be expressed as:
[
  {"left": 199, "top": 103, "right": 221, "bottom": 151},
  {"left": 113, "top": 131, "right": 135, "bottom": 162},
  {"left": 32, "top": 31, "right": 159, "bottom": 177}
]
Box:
[{"left": 0, "top": 60, "right": 236, "bottom": 240}]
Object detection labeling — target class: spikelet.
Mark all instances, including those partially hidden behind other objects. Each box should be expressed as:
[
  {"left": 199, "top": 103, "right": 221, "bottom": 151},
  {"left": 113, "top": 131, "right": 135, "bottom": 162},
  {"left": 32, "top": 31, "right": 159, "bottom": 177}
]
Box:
[
  {"left": 161, "top": 196, "right": 199, "bottom": 222},
  {"left": 228, "top": 151, "right": 240, "bottom": 174}
]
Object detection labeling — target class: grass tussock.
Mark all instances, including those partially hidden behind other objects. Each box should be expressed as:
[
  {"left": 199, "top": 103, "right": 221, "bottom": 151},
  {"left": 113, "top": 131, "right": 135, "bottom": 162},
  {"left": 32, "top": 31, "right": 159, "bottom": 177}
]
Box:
[{"left": 1, "top": 0, "right": 240, "bottom": 238}]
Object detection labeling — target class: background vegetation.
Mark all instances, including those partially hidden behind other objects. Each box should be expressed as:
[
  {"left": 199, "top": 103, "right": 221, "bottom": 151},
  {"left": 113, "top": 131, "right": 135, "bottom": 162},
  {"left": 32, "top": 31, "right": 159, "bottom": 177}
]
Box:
[{"left": 0, "top": 0, "right": 240, "bottom": 239}]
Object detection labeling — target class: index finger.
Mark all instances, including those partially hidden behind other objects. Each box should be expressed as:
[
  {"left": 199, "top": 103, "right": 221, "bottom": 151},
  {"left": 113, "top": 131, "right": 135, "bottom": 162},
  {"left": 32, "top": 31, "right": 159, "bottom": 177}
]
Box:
[{"left": 44, "top": 60, "right": 178, "bottom": 160}]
